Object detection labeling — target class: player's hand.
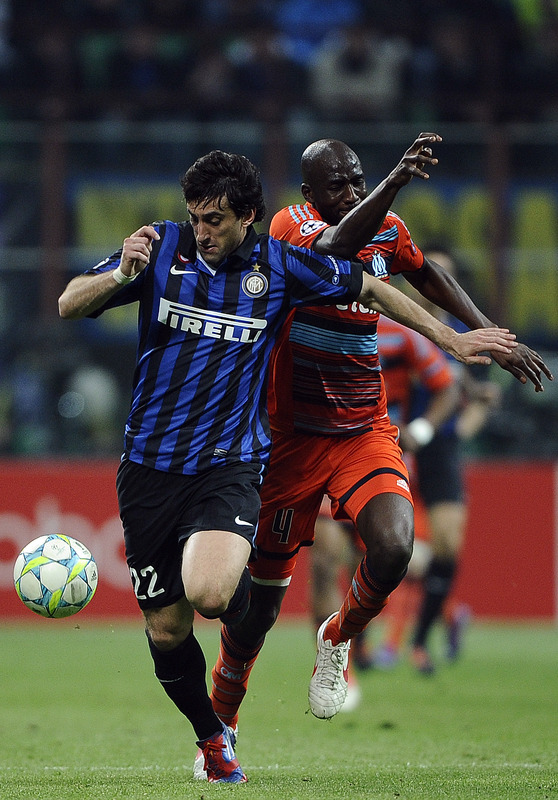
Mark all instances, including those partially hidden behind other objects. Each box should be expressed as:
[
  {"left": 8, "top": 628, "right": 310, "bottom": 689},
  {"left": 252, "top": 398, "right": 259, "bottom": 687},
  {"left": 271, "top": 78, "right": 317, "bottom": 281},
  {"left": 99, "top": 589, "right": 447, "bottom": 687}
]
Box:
[
  {"left": 491, "top": 342, "right": 554, "bottom": 392},
  {"left": 446, "top": 327, "right": 517, "bottom": 365},
  {"left": 388, "top": 132, "right": 443, "bottom": 187},
  {"left": 121, "top": 225, "right": 160, "bottom": 278}
]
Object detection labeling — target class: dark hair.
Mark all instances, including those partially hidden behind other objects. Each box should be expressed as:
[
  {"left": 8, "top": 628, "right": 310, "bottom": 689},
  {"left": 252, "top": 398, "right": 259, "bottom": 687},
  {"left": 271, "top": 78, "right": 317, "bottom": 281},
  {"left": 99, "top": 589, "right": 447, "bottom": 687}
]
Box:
[{"left": 180, "top": 150, "right": 266, "bottom": 222}]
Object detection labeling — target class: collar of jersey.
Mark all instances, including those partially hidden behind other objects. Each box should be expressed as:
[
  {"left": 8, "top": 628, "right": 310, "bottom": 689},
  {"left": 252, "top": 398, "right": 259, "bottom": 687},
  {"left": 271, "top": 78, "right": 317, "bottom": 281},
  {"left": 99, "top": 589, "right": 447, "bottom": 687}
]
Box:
[{"left": 183, "top": 223, "right": 259, "bottom": 271}]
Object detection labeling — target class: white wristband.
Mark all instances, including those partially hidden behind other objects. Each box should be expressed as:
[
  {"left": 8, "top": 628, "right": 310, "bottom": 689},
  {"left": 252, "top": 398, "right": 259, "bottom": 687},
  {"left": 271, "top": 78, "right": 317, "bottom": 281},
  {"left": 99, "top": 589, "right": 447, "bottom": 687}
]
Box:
[
  {"left": 112, "top": 265, "right": 138, "bottom": 285},
  {"left": 407, "top": 417, "right": 435, "bottom": 447}
]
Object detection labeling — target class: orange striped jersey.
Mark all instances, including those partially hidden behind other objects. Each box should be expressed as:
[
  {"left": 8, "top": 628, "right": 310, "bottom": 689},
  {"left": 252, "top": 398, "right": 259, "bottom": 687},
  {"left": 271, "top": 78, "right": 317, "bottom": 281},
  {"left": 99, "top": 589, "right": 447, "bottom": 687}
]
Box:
[
  {"left": 377, "top": 316, "right": 454, "bottom": 426},
  {"left": 267, "top": 202, "right": 425, "bottom": 434}
]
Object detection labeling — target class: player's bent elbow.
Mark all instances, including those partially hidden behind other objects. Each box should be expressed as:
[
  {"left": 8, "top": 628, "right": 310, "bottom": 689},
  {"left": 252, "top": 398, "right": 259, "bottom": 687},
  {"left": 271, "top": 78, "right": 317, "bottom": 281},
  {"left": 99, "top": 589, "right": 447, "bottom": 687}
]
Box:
[
  {"left": 58, "top": 296, "right": 82, "bottom": 320},
  {"left": 313, "top": 229, "right": 354, "bottom": 259},
  {"left": 356, "top": 287, "right": 381, "bottom": 313}
]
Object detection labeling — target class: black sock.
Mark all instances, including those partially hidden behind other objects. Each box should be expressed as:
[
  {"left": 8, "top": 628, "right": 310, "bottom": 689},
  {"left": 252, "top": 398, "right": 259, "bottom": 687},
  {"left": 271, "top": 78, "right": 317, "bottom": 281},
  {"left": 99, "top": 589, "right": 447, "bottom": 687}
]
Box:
[
  {"left": 412, "top": 557, "right": 457, "bottom": 648},
  {"left": 220, "top": 565, "right": 251, "bottom": 625},
  {"left": 147, "top": 630, "right": 221, "bottom": 741}
]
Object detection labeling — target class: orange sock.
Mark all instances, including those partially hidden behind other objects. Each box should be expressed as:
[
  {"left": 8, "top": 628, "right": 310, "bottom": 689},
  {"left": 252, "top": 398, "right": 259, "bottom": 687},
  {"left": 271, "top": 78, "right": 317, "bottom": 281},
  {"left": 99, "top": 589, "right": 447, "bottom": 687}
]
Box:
[
  {"left": 383, "top": 577, "right": 422, "bottom": 651},
  {"left": 210, "top": 626, "right": 263, "bottom": 728},
  {"left": 325, "top": 557, "right": 397, "bottom": 646}
]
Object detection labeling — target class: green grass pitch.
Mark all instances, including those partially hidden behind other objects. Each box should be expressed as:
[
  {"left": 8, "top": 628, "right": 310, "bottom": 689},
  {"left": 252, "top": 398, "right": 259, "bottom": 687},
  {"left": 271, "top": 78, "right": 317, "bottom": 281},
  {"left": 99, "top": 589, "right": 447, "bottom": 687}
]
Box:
[{"left": 1, "top": 617, "right": 556, "bottom": 799}]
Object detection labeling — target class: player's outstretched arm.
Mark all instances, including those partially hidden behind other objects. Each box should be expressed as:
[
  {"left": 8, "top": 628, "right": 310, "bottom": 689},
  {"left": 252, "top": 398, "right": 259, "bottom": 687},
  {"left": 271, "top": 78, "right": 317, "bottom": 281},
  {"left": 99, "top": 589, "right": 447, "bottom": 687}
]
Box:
[
  {"left": 359, "top": 273, "right": 517, "bottom": 365},
  {"left": 313, "top": 133, "right": 442, "bottom": 259},
  {"left": 491, "top": 344, "right": 553, "bottom": 392},
  {"left": 58, "top": 225, "right": 159, "bottom": 319},
  {"left": 405, "top": 256, "right": 554, "bottom": 391}
]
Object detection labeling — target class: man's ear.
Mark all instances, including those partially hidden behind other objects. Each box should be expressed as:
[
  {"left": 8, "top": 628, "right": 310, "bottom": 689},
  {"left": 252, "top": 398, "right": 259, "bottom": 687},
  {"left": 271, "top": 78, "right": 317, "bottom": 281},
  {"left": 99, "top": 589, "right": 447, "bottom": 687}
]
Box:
[
  {"left": 301, "top": 183, "right": 313, "bottom": 204},
  {"left": 242, "top": 208, "right": 257, "bottom": 227}
]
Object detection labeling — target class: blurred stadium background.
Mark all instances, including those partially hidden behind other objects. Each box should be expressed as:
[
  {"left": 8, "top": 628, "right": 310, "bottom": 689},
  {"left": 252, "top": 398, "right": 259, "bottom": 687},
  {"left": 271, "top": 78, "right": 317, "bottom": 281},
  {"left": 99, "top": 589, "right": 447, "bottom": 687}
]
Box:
[{"left": 0, "top": 0, "right": 557, "bottom": 622}]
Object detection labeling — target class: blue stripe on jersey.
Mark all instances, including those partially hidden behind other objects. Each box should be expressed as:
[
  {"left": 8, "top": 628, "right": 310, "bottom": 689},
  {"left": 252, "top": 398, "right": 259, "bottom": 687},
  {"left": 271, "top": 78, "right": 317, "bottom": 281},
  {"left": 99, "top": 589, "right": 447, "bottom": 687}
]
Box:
[
  {"left": 377, "top": 331, "right": 406, "bottom": 349},
  {"left": 290, "top": 319, "right": 378, "bottom": 356},
  {"left": 365, "top": 224, "right": 399, "bottom": 246},
  {"left": 125, "top": 223, "right": 183, "bottom": 470},
  {"left": 288, "top": 204, "right": 314, "bottom": 224}
]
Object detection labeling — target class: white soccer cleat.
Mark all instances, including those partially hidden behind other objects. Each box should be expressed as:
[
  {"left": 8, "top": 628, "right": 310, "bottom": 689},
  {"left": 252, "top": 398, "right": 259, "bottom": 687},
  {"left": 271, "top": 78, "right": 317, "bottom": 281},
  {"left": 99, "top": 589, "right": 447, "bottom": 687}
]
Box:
[
  {"left": 308, "top": 613, "right": 350, "bottom": 719},
  {"left": 193, "top": 746, "right": 206, "bottom": 781}
]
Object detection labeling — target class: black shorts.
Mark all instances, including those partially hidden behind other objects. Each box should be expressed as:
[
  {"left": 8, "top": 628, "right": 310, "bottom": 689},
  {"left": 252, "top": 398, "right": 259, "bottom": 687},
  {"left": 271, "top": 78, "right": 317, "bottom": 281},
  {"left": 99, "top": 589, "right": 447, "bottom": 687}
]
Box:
[
  {"left": 414, "top": 431, "right": 465, "bottom": 507},
  {"left": 116, "top": 459, "right": 263, "bottom": 610}
]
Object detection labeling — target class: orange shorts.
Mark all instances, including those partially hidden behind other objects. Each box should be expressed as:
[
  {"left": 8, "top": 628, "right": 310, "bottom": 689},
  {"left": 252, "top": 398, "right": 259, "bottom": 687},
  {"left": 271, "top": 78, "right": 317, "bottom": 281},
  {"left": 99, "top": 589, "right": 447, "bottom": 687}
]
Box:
[{"left": 252, "top": 420, "right": 413, "bottom": 583}]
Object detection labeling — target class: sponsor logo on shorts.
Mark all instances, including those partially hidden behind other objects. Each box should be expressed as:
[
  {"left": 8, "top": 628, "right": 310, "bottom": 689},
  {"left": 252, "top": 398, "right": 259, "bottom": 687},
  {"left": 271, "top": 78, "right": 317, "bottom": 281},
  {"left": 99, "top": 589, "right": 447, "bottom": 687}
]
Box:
[
  {"left": 234, "top": 515, "right": 253, "bottom": 528},
  {"left": 397, "top": 478, "right": 410, "bottom": 492}
]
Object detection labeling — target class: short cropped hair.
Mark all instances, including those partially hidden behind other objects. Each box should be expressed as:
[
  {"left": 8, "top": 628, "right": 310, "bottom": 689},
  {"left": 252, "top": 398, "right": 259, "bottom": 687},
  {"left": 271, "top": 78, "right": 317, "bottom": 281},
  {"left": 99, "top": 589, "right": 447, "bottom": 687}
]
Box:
[{"left": 180, "top": 150, "right": 266, "bottom": 222}]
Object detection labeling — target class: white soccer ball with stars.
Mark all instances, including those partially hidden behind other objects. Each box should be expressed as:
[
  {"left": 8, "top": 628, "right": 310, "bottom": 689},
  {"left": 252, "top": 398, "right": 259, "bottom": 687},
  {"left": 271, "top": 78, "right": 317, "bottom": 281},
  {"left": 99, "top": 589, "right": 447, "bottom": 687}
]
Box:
[{"left": 13, "top": 534, "right": 98, "bottom": 618}]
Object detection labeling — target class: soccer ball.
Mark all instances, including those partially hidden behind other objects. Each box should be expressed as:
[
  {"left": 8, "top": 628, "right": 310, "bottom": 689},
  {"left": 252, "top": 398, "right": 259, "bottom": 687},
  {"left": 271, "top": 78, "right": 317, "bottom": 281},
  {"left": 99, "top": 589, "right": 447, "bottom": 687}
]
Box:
[{"left": 13, "top": 534, "right": 98, "bottom": 618}]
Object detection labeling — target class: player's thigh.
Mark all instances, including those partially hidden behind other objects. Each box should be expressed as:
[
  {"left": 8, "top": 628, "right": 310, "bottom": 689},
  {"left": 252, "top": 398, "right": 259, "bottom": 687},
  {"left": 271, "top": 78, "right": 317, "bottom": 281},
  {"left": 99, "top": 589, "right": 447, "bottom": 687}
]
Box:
[
  {"left": 254, "top": 432, "right": 330, "bottom": 582},
  {"left": 117, "top": 459, "right": 190, "bottom": 610},
  {"left": 327, "top": 425, "right": 413, "bottom": 527},
  {"left": 356, "top": 491, "right": 414, "bottom": 555},
  {"left": 313, "top": 514, "right": 350, "bottom": 564},
  {"left": 415, "top": 432, "right": 465, "bottom": 508},
  {"left": 428, "top": 501, "right": 466, "bottom": 558},
  {"left": 182, "top": 529, "right": 252, "bottom": 605},
  {"left": 416, "top": 434, "right": 465, "bottom": 558}
]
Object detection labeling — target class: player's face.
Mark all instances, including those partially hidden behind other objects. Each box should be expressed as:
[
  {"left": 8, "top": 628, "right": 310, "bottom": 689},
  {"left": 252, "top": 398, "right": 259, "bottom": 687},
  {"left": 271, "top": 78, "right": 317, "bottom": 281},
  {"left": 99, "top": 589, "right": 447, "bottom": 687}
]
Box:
[
  {"left": 187, "top": 196, "right": 255, "bottom": 268},
  {"left": 304, "top": 151, "right": 367, "bottom": 225}
]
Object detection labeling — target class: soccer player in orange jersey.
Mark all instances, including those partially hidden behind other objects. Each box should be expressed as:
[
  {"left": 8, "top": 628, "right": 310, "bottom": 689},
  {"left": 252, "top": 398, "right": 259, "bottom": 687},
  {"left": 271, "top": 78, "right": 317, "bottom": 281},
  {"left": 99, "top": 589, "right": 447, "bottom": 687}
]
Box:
[
  {"left": 310, "top": 314, "right": 460, "bottom": 702},
  {"left": 204, "top": 134, "right": 552, "bottom": 747}
]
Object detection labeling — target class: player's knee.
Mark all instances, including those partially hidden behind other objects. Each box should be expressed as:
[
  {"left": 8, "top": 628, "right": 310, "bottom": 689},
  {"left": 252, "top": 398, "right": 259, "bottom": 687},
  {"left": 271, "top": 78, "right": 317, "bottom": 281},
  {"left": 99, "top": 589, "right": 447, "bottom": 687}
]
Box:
[
  {"left": 147, "top": 624, "right": 189, "bottom": 652},
  {"left": 235, "top": 584, "right": 284, "bottom": 641},
  {"left": 187, "top": 584, "right": 230, "bottom": 619},
  {"left": 192, "top": 595, "right": 229, "bottom": 619},
  {"left": 393, "top": 521, "right": 414, "bottom": 565},
  {"left": 250, "top": 597, "right": 281, "bottom": 636},
  {"left": 368, "top": 523, "right": 414, "bottom": 581},
  {"left": 144, "top": 600, "right": 193, "bottom": 652}
]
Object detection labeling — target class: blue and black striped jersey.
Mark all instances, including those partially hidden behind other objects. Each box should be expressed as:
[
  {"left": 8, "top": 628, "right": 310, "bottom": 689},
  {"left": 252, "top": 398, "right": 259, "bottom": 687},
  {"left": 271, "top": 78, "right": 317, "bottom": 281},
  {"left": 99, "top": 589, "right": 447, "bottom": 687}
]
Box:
[{"left": 86, "top": 222, "right": 363, "bottom": 474}]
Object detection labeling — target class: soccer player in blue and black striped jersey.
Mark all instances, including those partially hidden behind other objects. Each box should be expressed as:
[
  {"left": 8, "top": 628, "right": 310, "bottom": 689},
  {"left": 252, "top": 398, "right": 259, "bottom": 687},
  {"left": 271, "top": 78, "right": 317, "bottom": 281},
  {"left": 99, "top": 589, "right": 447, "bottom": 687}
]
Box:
[{"left": 58, "top": 150, "right": 517, "bottom": 783}]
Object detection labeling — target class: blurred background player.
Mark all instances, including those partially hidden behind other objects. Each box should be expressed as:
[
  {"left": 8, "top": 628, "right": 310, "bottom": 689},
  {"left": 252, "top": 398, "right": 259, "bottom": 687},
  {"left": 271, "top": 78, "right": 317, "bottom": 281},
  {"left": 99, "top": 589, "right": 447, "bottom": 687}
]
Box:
[{"left": 376, "top": 245, "right": 502, "bottom": 674}]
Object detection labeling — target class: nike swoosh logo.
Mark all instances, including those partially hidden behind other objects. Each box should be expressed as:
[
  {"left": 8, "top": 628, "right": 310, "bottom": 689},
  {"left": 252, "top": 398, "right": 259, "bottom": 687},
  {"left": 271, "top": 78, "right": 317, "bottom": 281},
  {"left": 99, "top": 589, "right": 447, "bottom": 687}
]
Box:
[
  {"left": 170, "top": 264, "right": 197, "bottom": 275},
  {"left": 234, "top": 515, "right": 253, "bottom": 527}
]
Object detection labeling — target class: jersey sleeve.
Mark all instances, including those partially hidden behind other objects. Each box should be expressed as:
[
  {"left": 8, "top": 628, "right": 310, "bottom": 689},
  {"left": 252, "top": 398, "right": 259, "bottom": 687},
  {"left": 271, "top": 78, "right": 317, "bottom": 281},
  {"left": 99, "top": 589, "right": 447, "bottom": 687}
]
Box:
[
  {"left": 270, "top": 205, "right": 330, "bottom": 249},
  {"left": 385, "top": 212, "right": 425, "bottom": 275},
  {"left": 83, "top": 222, "right": 166, "bottom": 316},
  {"left": 272, "top": 238, "right": 363, "bottom": 307},
  {"left": 83, "top": 252, "right": 144, "bottom": 317}
]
